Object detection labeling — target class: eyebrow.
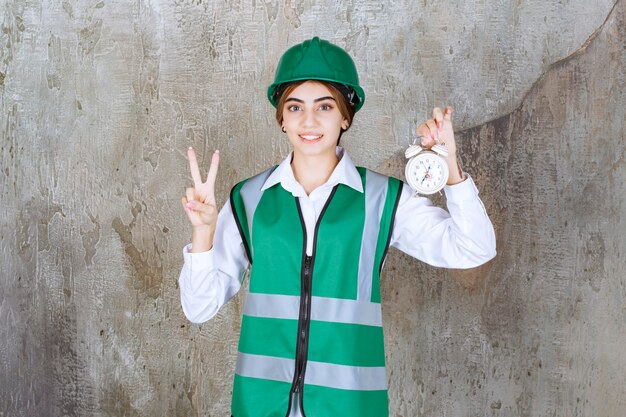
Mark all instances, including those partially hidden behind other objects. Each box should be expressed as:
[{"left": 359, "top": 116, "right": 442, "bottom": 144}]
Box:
[{"left": 285, "top": 96, "right": 336, "bottom": 103}]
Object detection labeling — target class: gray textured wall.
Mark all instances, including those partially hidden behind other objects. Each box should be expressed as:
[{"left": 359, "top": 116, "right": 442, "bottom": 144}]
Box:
[{"left": 1, "top": 0, "right": 624, "bottom": 416}]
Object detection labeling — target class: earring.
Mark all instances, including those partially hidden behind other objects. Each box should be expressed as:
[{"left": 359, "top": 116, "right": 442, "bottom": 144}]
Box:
[{"left": 282, "top": 126, "right": 286, "bottom": 133}]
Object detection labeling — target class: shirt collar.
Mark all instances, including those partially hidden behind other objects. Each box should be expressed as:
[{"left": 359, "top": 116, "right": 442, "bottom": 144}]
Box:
[{"left": 261, "top": 147, "right": 364, "bottom": 196}]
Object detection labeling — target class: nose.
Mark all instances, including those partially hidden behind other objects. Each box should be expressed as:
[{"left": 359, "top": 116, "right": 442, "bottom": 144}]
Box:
[{"left": 302, "top": 108, "right": 318, "bottom": 128}]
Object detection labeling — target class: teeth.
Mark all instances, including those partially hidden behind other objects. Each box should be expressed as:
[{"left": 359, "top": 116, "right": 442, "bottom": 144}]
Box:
[{"left": 301, "top": 135, "right": 322, "bottom": 140}]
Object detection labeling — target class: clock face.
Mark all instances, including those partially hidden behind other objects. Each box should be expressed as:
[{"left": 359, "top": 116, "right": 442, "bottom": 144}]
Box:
[{"left": 405, "top": 152, "right": 449, "bottom": 195}]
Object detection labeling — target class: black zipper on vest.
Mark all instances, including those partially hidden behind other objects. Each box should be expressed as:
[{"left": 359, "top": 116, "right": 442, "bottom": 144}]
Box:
[
  {"left": 292, "top": 254, "right": 312, "bottom": 393},
  {"left": 286, "top": 185, "right": 339, "bottom": 417}
]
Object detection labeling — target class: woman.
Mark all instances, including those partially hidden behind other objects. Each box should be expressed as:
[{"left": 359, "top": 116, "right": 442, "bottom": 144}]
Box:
[{"left": 179, "top": 37, "right": 496, "bottom": 417}]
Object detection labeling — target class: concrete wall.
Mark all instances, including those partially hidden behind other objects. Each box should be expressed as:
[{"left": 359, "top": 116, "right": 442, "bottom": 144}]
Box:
[{"left": 1, "top": 0, "right": 624, "bottom": 416}]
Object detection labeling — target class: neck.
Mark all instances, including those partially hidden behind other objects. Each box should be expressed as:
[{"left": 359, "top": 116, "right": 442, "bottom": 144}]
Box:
[{"left": 291, "top": 150, "right": 339, "bottom": 195}]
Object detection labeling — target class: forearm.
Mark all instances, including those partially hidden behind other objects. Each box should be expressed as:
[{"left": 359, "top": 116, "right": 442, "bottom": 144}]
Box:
[
  {"left": 179, "top": 202, "right": 249, "bottom": 323},
  {"left": 179, "top": 246, "right": 243, "bottom": 323},
  {"left": 444, "top": 153, "right": 465, "bottom": 186},
  {"left": 392, "top": 179, "right": 496, "bottom": 269},
  {"left": 441, "top": 181, "right": 496, "bottom": 266}
]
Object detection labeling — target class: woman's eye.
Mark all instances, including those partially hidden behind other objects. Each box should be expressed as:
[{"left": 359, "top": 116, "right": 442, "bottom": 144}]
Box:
[
  {"left": 318, "top": 104, "right": 333, "bottom": 111},
  {"left": 287, "top": 105, "right": 301, "bottom": 112}
]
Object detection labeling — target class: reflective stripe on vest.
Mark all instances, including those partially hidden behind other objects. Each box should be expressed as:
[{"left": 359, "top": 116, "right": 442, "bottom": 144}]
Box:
[
  {"left": 230, "top": 167, "right": 402, "bottom": 417},
  {"left": 229, "top": 167, "right": 275, "bottom": 263},
  {"left": 357, "top": 170, "right": 389, "bottom": 302},
  {"left": 236, "top": 352, "right": 387, "bottom": 391},
  {"left": 243, "top": 293, "right": 382, "bottom": 327}
]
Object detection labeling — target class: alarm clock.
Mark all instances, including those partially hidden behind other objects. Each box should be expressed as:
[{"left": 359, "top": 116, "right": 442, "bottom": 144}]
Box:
[{"left": 405, "top": 142, "right": 449, "bottom": 195}]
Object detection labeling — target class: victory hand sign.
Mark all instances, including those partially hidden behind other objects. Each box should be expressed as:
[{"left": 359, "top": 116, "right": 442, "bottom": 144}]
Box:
[{"left": 181, "top": 147, "right": 220, "bottom": 252}]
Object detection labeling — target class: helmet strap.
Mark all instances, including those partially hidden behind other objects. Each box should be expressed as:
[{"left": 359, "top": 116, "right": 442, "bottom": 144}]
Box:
[{"left": 328, "top": 82, "right": 359, "bottom": 108}]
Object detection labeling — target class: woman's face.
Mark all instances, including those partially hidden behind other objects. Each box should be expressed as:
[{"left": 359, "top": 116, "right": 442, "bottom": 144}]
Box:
[{"left": 281, "top": 81, "right": 349, "bottom": 160}]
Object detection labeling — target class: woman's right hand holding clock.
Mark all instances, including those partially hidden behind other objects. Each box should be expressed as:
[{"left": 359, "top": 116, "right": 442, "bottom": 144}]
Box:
[
  {"left": 416, "top": 106, "right": 464, "bottom": 185},
  {"left": 182, "top": 147, "right": 220, "bottom": 252}
]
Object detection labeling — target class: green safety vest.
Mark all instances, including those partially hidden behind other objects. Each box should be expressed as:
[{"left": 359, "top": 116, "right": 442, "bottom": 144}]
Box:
[{"left": 229, "top": 166, "right": 403, "bottom": 417}]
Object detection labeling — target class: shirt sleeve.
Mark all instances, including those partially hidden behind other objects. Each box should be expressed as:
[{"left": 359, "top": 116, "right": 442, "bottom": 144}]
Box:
[
  {"left": 179, "top": 201, "right": 250, "bottom": 323},
  {"left": 390, "top": 175, "right": 496, "bottom": 269}
]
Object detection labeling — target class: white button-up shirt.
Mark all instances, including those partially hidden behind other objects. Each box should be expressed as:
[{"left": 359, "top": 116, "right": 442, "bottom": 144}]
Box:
[{"left": 179, "top": 148, "right": 496, "bottom": 323}]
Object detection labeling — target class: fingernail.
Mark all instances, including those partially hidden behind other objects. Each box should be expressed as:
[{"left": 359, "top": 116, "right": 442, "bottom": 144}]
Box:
[
  {"left": 186, "top": 201, "right": 195, "bottom": 210},
  {"left": 188, "top": 146, "right": 193, "bottom": 150},
  {"left": 438, "top": 121, "right": 443, "bottom": 130},
  {"left": 215, "top": 150, "right": 220, "bottom": 154}
]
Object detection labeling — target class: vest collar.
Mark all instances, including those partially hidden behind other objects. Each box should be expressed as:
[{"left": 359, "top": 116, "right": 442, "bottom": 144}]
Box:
[{"left": 261, "top": 147, "right": 364, "bottom": 197}]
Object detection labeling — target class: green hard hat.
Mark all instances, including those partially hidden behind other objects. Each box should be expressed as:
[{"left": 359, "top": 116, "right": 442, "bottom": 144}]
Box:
[{"left": 267, "top": 37, "right": 365, "bottom": 111}]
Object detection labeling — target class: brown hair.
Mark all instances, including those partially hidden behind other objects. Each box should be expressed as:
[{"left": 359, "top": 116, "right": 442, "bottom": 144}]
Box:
[{"left": 275, "top": 80, "right": 356, "bottom": 144}]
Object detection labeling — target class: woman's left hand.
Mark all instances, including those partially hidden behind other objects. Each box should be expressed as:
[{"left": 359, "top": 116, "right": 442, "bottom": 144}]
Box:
[
  {"left": 416, "top": 106, "right": 464, "bottom": 185},
  {"left": 416, "top": 106, "right": 456, "bottom": 155}
]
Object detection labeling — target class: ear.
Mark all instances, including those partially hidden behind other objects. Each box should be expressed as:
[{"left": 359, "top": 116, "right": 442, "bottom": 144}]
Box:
[{"left": 341, "top": 119, "right": 349, "bottom": 130}]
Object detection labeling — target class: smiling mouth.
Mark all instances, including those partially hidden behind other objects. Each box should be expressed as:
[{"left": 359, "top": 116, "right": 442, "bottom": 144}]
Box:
[{"left": 299, "top": 134, "right": 323, "bottom": 141}]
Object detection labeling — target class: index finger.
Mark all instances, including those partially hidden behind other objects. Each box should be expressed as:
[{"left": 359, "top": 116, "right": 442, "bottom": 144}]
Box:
[
  {"left": 205, "top": 150, "right": 220, "bottom": 187},
  {"left": 432, "top": 107, "right": 444, "bottom": 128},
  {"left": 187, "top": 147, "right": 203, "bottom": 186}
]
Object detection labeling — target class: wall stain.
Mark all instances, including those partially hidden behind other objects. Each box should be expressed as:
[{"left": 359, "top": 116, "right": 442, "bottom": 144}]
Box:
[
  {"left": 78, "top": 19, "right": 102, "bottom": 56},
  {"left": 264, "top": 0, "right": 279, "bottom": 22},
  {"left": 15, "top": 197, "right": 65, "bottom": 260},
  {"left": 112, "top": 200, "right": 164, "bottom": 299},
  {"left": 577, "top": 231, "right": 606, "bottom": 292},
  {"left": 62, "top": 0, "right": 73, "bottom": 19},
  {"left": 14, "top": 15, "right": 25, "bottom": 32},
  {"left": 101, "top": 381, "right": 141, "bottom": 417},
  {"left": 44, "top": 304, "right": 97, "bottom": 415},
  {"left": 81, "top": 210, "right": 100, "bottom": 266},
  {"left": 284, "top": 0, "right": 301, "bottom": 28},
  {"left": 46, "top": 34, "right": 62, "bottom": 90},
  {"left": 16, "top": 209, "right": 33, "bottom": 259},
  {"left": 37, "top": 200, "right": 65, "bottom": 253}
]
